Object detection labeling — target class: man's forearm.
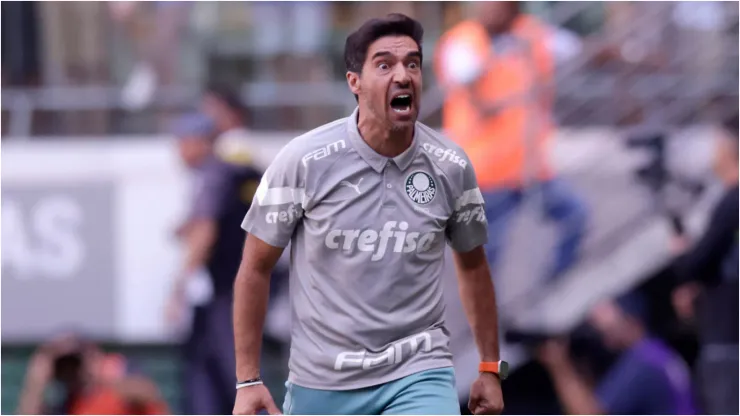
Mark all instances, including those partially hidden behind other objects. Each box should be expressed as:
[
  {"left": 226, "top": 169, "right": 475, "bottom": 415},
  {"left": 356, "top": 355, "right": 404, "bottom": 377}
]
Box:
[
  {"left": 177, "top": 220, "right": 216, "bottom": 282},
  {"left": 547, "top": 362, "right": 603, "bottom": 415},
  {"left": 17, "top": 380, "right": 46, "bottom": 415},
  {"left": 233, "top": 267, "right": 272, "bottom": 380},
  {"left": 457, "top": 263, "right": 500, "bottom": 362}
]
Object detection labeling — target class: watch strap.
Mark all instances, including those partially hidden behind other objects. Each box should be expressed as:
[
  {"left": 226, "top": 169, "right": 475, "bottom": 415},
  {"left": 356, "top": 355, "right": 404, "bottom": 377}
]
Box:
[{"left": 479, "top": 361, "right": 501, "bottom": 374}]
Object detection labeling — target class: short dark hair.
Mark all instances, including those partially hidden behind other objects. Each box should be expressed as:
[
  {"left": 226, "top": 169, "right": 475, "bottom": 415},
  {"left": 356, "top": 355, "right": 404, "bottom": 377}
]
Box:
[
  {"left": 614, "top": 291, "right": 650, "bottom": 326},
  {"left": 205, "top": 84, "right": 248, "bottom": 121},
  {"left": 344, "top": 13, "right": 424, "bottom": 74}
]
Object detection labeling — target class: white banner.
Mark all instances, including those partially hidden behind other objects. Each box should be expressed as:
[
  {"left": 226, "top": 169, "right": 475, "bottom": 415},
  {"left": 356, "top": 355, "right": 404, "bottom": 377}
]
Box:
[{"left": 1, "top": 135, "right": 292, "bottom": 342}]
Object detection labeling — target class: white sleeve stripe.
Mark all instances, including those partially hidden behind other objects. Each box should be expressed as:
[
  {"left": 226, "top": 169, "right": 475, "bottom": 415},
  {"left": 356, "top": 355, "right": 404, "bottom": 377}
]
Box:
[
  {"left": 256, "top": 187, "right": 306, "bottom": 206},
  {"left": 454, "top": 188, "right": 484, "bottom": 210}
]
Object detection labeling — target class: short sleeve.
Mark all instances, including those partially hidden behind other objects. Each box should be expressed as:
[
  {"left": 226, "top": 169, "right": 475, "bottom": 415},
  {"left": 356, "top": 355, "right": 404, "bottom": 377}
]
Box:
[
  {"left": 241, "top": 147, "right": 305, "bottom": 248},
  {"left": 446, "top": 161, "right": 488, "bottom": 253},
  {"left": 440, "top": 39, "right": 484, "bottom": 86}
]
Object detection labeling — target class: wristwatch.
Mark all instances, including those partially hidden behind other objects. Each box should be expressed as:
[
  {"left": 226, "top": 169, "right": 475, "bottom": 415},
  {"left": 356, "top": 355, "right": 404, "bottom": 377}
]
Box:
[{"left": 479, "top": 360, "right": 509, "bottom": 380}]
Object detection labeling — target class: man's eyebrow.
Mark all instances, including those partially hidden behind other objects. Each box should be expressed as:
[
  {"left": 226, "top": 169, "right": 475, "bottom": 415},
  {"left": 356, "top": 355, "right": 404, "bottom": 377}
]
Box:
[
  {"left": 370, "top": 50, "right": 422, "bottom": 60},
  {"left": 406, "top": 51, "right": 422, "bottom": 60},
  {"left": 371, "top": 51, "right": 393, "bottom": 60}
]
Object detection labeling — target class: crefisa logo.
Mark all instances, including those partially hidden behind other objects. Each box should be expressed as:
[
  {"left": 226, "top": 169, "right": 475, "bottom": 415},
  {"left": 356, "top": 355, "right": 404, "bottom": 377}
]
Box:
[{"left": 405, "top": 171, "right": 436, "bottom": 205}]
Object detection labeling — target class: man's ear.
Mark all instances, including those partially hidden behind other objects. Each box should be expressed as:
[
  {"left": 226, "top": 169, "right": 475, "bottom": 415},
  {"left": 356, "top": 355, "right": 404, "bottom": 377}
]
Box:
[{"left": 346, "top": 71, "right": 361, "bottom": 96}]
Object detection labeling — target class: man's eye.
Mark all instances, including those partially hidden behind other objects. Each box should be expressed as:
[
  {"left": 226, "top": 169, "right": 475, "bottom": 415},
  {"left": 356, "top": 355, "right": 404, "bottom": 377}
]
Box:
[
  {"left": 408, "top": 62, "right": 419, "bottom": 69},
  {"left": 378, "top": 63, "right": 390, "bottom": 70}
]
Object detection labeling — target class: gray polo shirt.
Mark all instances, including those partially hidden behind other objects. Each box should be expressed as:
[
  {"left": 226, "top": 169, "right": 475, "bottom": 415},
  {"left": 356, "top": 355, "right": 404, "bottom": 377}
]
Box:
[{"left": 242, "top": 107, "right": 488, "bottom": 390}]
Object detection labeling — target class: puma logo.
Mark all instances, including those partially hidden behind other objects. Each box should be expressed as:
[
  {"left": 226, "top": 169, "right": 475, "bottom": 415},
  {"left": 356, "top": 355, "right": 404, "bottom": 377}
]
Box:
[{"left": 339, "top": 178, "right": 363, "bottom": 195}]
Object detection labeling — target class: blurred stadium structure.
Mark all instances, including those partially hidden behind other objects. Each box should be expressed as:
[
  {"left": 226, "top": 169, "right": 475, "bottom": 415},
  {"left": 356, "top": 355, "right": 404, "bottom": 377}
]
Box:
[
  {"left": 2, "top": 1, "right": 737, "bottom": 135},
  {"left": 2, "top": 1, "right": 738, "bottom": 414}
]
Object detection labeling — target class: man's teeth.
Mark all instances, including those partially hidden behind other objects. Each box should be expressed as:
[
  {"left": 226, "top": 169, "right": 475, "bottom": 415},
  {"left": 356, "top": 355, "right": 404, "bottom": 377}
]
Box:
[{"left": 392, "top": 95, "right": 411, "bottom": 113}]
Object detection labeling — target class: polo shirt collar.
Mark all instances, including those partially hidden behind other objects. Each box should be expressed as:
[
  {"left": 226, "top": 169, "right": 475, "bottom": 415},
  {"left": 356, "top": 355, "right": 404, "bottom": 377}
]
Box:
[{"left": 346, "top": 107, "right": 419, "bottom": 173}]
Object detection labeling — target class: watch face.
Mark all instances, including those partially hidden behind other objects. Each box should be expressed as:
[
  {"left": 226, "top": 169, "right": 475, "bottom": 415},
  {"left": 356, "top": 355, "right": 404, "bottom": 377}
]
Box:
[{"left": 499, "top": 361, "right": 509, "bottom": 380}]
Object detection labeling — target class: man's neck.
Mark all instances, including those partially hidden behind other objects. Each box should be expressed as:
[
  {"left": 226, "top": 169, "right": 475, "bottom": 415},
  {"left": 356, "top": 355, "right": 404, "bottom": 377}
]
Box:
[{"left": 356, "top": 109, "right": 414, "bottom": 158}]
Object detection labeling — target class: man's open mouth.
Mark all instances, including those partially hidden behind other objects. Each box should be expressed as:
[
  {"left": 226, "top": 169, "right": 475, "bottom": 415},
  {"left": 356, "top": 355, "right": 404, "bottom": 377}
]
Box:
[{"left": 390, "top": 94, "right": 413, "bottom": 114}]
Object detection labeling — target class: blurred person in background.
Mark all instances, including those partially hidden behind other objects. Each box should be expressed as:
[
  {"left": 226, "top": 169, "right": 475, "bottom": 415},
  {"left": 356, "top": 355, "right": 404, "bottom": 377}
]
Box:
[
  {"left": 538, "top": 293, "right": 696, "bottom": 415},
  {"left": 166, "top": 112, "right": 263, "bottom": 415},
  {"left": 109, "top": 1, "right": 191, "bottom": 111},
  {"left": 671, "top": 114, "right": 738, "bottom": 415},
  {"left": 435, "top": 1, "right": 588, "bottom": 285},
  {"left": 200, "top": 85, "right": 272, "bottom": 173},
  {"left": 17, "top": 333, "right": 168, "bottom": 415},
  {"left": 249, "top": 1, "right": 333, "bottom": 129}
]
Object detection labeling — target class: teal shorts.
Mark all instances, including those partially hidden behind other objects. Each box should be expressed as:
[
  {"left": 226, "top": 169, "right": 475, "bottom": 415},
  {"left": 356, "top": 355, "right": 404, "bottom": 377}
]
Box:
[{"left": 283, "top": 367, "right": 460, "bottom": 415}]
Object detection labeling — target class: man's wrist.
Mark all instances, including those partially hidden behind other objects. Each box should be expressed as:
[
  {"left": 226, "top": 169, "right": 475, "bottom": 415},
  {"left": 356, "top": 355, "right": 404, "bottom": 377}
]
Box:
[
  {"left": 480, "top": 354, "right": 500, "bottom": 362},
  {"left": 236, "top": 367, "right": 260, "bottom": 381}
]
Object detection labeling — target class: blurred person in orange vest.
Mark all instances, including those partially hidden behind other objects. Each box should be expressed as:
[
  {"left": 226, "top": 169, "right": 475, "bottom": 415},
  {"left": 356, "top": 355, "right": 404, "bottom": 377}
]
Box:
[
  {"left": 17, "top": 333, "right": 169, "bottom": 415},
  {"left": 435, "top": 1, "right": 588, "bottom": 283}
]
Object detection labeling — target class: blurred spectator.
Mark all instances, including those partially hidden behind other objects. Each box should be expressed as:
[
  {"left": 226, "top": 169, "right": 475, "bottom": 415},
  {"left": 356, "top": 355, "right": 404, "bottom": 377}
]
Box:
[
  {"left": 671, "top": 114, "right": 738, "bottom": 415},
  {"left": 200, "top": 85, "right": 274, "bottom": 172},
  {"left": 166, "top": 111, "right": 263, "bottom": 414},
  {"left": 250, "top": 1, "right": 329, "bottom": 58},
  {"left": 538, "top": 294, "right": 696, "bottom": 415},
  {"left": 17, "top": 334, "right": 167, "bottom": 415},
  {"left": 249, "top": 2, "right": 332, "bottom": 129},
  {"left": 201, "top": 86, "right": 248, "bottom": 142},
  {"left": 435, "top": 1, "right": 588, "bottom": 283},
  {"left": 109, "top": 1, "right": 191, "bottom": 110}
]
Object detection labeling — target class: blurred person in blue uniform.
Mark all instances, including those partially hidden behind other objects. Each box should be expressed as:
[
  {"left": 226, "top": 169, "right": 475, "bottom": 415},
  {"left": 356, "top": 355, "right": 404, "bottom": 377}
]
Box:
[
  {"left": 671, "top": 114, "right": 738, "bottom": 415},
  {"left": 538, "top": 293, "right": 696, "bottom": 415},
  {"left": 166, "top": 112, "right": 263, "bottom": 415}
]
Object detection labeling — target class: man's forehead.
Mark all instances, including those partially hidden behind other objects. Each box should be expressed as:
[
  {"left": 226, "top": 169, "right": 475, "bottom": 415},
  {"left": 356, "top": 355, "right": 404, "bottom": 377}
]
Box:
[{"left": 367, "top": 35, "right": 420, "bottom": 57}]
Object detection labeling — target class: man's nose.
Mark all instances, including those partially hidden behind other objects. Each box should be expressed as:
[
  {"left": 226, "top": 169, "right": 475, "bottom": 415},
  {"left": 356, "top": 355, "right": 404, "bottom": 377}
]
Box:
[{"left": 392, "top": 65, "right": 411, "bottom": 86}]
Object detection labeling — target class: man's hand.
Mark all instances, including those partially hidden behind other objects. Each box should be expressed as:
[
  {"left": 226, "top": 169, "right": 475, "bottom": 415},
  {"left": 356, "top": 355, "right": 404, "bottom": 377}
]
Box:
[
  {"left": 536, "top": 337, "right": 570, "bottom": 371},
  {"left": 536, "top": 338, "right": 605, "bottom": 415},
  {"left": 165, "top": 278, "right": 188, "bottom": 327},
  {"left": 233, "top": 384, "right": 282, "bottom": 415},
  {"left": 670, "top": 235, "right": 691, "bottom": 256},
  {"left": 468, "top": 372, "right": 504, "bottom": 415},
  {"left": 26, "top": 334, "right": 85, "bottom": 385},
  {"left": 18, "top": 349, "right": 54, "bottom": 415},
  {"left": 25, "top": 349, "right": 55, "bottom": 387},
  {"left": 18, "top": 334, "right": 85, "bottom": 414}
]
